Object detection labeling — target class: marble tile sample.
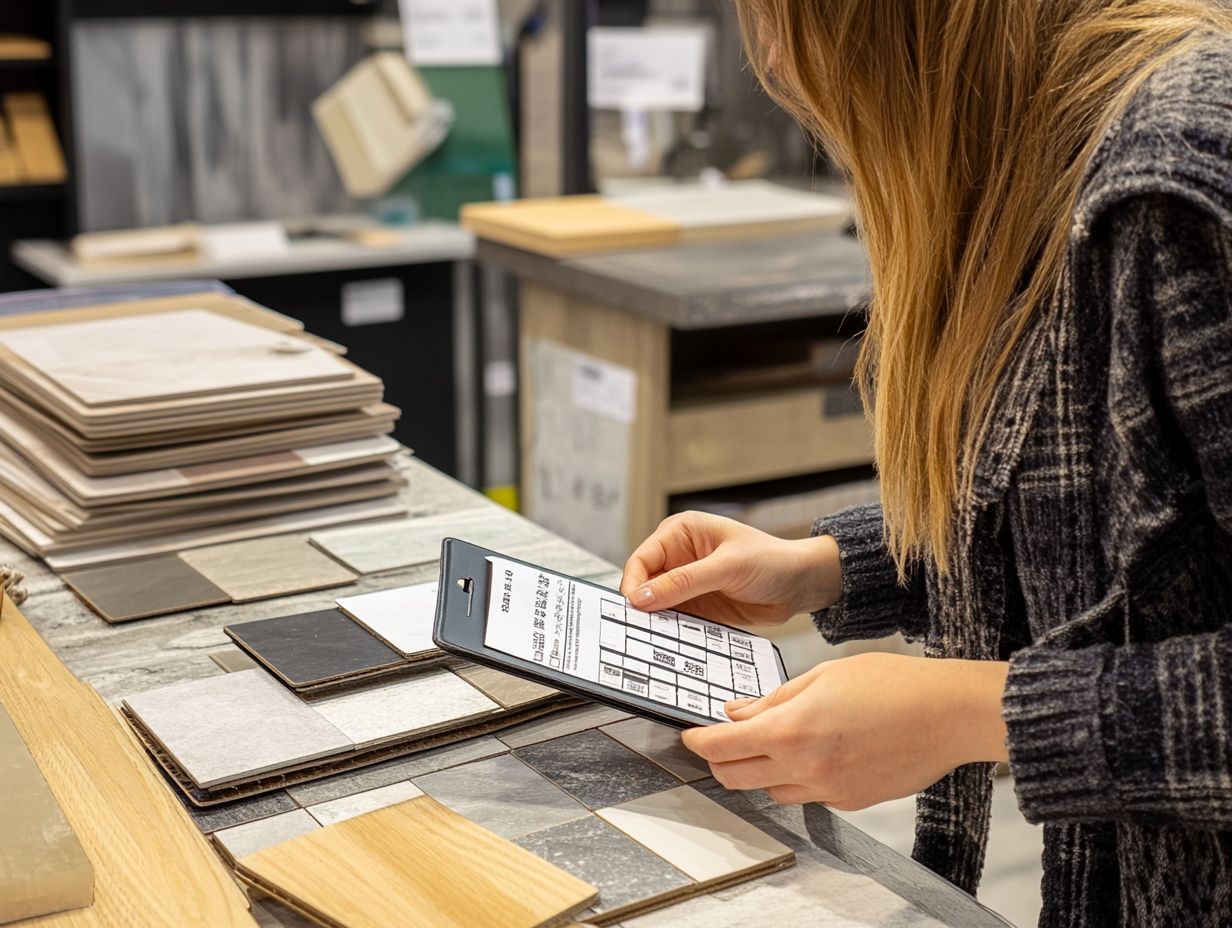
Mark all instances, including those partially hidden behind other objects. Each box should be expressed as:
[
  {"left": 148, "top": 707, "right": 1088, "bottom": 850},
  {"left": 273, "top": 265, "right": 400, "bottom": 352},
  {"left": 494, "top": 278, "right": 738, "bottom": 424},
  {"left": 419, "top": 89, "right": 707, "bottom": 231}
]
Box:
[
  {"left": 515, "top": 816, "right": 692, "bottom": 915},
  {"left": 335, "top": 582, "right": 438, "bottom": 656},
  {"left": 514, "top": 730, "right": 679, "bottom": 809},
  {"left": 601, "top": 717, "right": 711, "bottom": 783},
  {"left": 286, "top": 735, "right": 507, "bottom": 806},
  {"left": 225, "top": 609, "right": 403, "bottom": 688},
  {"left": 310, "top": 669, "right": 498, "bottom": 750},
  {"left": 213, "top": 809, "right": 320, "bottom": 861},
  {"left": 497, "top": 704, "right": 632, "bottom": 749},
  {"left": 178, "top": 536, "right": 357, "bottom": 603},
  {"left": 207, "top": 647, "right": 259, "bottom": 674},
  {"left": 61, "top": 554, "right": 230, "bottom": 623},
  {"left": 306, "top": 780, "right": 424, "bottom": 827},
  {"left": 121, "top": 669, "right": 354, "bottom": 788},
  {"left": 413, "top": 754, "right": 589, "bottom": 839},
  {"left": 596, "top": 786, "right": 794, "bottom": 883},
  {"left": 454, "top": 663, "right": 559, "bottom": 709}
]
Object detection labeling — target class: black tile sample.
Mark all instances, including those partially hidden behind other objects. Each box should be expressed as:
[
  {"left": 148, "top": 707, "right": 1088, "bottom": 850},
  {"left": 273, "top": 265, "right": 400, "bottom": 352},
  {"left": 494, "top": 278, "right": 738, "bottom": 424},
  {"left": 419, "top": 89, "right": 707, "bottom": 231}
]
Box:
[
  {"left": 513, "top": 729, "right": 680, "bottom": 809},
  {"left": 225, "top": 609, "right": 404, "bottom": 688}
]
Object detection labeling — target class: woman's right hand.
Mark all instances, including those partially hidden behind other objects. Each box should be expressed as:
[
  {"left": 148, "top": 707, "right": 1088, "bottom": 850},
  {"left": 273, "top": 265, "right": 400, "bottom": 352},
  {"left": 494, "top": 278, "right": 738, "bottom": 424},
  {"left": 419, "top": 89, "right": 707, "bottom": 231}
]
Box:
[{"left": 619, "top": 511, "right": 843, "bottom": 628}]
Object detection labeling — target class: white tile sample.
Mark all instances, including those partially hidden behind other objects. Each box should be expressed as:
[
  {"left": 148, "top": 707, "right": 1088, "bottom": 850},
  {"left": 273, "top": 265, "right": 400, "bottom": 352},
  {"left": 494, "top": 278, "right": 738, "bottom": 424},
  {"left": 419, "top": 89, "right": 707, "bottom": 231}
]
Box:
[
  {"left": 310, "top": 669, "right": 499, "bottom": 750},
  {"left": 601, "top": 717, "right": 711, "bottom": 782},
  {"left": 213, "top": 809, "right": 320, "bottom": 860},
  {"left": 306, "top": 780, "right": 424, "bottom": 827},
  {"left": 596, "top": 785, "right": 793, "bottom": 883},
  {"left": 121, "top": 669, "right": 353, "bottom": 788},
  {"left": 335, "top": 582, "right": 438, "bottom": 655}
]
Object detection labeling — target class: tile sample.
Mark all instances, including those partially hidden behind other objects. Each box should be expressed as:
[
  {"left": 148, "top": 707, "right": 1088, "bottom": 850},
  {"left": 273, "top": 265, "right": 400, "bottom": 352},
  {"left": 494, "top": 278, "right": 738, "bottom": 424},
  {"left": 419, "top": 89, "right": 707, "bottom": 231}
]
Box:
[
  {"left": 596, "top": 786, "right": 794, "bottom": 883},
  {"left": 335, "top": 582, "right": 438, "bottom": 655},
  {"left": 414, "top": 754, "right": 589, "bottom": 839},
  {"left": 207, "top": 647, "right": 259, "bottom": 674},
  {"left": 177, "top": 787, "right": 299, "bottom": 835},
  {"left": 225, "top": 609, "right": 403, "bottom": 688},
  {"left": 213, "top": 809, "right": 320, "bottom": 861},
  {"left": 121, "top": 669, "right": 354, "bottom": 788},
  {"left": 601, "top": 717, "right": 711, "bottom": 783},
  {"left": 514, "top": 730, "right": 679, "bottom": 809},
  {"left": 179, "top": 536, "right": 357, "bottom": 603},
  {"left": 515, "top": 816, "right": 691, "bottom": 915},
  {"left": 62, "top": 554, "right": 230, "bottom": 623},
  {"left": 497, "top": 704, "right": 632, "bottom": 749},
  {"left": 454, "top": 663, "right": 559, "bottom": 709},
  {"left": 310, "top": 669, "right": 498, "bottom": 750},
  {"left": 306, "top": 780, "right": 424, "bottom": 827}
]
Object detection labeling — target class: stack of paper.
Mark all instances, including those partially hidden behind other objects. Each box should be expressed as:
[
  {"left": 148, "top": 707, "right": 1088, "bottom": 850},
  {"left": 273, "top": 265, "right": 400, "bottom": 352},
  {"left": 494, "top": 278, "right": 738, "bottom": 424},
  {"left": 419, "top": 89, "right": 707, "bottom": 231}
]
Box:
[{"left": 0, "top": 291, "right": 408, "bottom": 567}]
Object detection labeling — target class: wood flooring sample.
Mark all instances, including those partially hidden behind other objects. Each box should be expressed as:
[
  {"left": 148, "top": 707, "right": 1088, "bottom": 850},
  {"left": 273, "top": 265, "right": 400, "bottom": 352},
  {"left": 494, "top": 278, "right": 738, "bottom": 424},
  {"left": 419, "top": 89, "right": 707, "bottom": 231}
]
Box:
[
  {"left": 61, "top": 555, "right": 230, "bottom": 624},
  {"left": 0, "top": 704, "right": 93, "bottom": 923},
  {"left": 335, "top": 582, "right": 439, "bottom": 655},
  {"left": 178, "top": 536, "right": 357, "bottom": 603},
  {"left": 236, "top": 795, "right": 598, "bottom": 928}
]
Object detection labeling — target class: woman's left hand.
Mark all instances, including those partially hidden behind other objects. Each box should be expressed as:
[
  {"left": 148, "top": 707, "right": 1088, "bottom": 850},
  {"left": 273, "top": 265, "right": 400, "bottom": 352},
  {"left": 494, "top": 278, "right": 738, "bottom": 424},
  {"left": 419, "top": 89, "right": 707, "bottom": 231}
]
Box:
[{"left": 681, "top": 653, "right": 1010, "bottom": 810}]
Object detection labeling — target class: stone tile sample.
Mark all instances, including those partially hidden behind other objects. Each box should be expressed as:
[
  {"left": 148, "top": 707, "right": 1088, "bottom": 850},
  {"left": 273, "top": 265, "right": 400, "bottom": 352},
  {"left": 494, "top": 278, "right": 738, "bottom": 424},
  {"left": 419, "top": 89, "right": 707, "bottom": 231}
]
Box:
[
  {"left": 454, "top": 662, "right": 559, "bottom": 709},
  {"left": 177, "top": 785, "right": 299, "bottom": 835},
  {"left": 225, "top": 609, "right": 403, "bottom": 688},
  {"left": 515, "top": 816, "right": 691, "bottom": 915},
  {"left": 335, "top": 582, "right": 438, "bottom": 656},
  {"left": 62, "top": 554, "right": 230, "bottom": 623},
  {"left": 497, "top": 704, "right": 632, "bottom": 749},
  {"left": 596, "top": 786, "right": 793, "bottom": 883},
  {"left": 213, "top": 809, "right": 320, "bottom": 861},
  {"left": 121, "top": 669, "right": 353, "bottom": 788},
  {"left": 286, "top": 735, "right": 507, "bottom": 806},
  {"left": 306, "top": 780, "right": 424, "bottom": 827},
  {"left": 207, "top": 647, "right": 259, "bottom": 674},
  {"left": 179, "top": 537, "right": 357, "bottom": 603},
  {"left": 601, "top": 717, "right": 711, "bottom": 783},
  {"left": 514, "top": 730, "right": 679, "bottom": 809},
  {"left": 310, "top": 669, "right": 498, "bottom": 750},
  {"left": 414, "top": 754, "right": 589, "bottom": 839}
]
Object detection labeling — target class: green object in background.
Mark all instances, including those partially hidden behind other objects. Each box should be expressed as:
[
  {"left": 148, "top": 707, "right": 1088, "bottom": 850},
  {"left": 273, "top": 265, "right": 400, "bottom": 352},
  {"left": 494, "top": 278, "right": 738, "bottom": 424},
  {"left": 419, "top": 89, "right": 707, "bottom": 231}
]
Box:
[{"left": 395, "top": 66, "right": 518, "bottom": 221}]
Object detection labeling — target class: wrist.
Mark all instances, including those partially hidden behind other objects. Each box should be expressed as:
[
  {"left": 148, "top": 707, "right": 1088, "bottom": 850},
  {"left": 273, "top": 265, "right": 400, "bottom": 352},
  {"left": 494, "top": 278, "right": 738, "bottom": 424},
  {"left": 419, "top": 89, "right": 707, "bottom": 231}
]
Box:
[
  {"left": 795, "top": 534, "right": 843, "bottom": 614},
  {"left": 951, "top": 660, "right": 1010, "bottom": 765}
]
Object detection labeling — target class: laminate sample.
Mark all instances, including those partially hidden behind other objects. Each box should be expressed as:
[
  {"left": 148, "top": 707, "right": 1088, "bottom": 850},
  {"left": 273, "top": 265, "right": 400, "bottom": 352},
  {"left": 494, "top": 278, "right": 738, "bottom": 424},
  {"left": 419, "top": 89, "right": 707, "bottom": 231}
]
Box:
[
  {"left": 305, "top": 780, "right": 424, "bottom": 826},
  {"left": 235, "top": 795, "right": 598, "bottom": 928},
  {"left": 600, "top": 717, "right": 711, "bottom": 783},
  {"left": 335, "top": 582, "right": 438, "bottom": 655},
  {"left": 310, "top": 669, "right": 499, "bottom": 750},
  {"left": 121, "top": 669, "right": 354, "bottom": 788},
  {"left": 596, "top": 786, "right": 794, "bottom": 884},
  {"left": 454, "top": 663, "right": 559, "bottom": 709},
  {"left": 413, "top": 754, "right": 589, "bottom": 839},
  {"left": 225, "top": 609, "right": 403, "bottom": 688},
  {"left": 178, "top": 536, "right": 357, "bottom": 603},
  {"left": 213, "top": 809, "right": 320, "bottom": 862},
  {"left": 497, "top": 705, "right": 632, "bottom": 749},
  {"left": 0, "top": 704, "right": 93, "bottom": 923},
  {"left": 61, "top": 555, "right": 230, "bottom": 624},
  {"left": 514, "top": 730, "right": 679, "bottom": 809},
  {"left": 207, "top": 647, "right": 259, "bottom": 674},
  {"left": 515, "top": 816, "right": 691, "bottom": 916}
]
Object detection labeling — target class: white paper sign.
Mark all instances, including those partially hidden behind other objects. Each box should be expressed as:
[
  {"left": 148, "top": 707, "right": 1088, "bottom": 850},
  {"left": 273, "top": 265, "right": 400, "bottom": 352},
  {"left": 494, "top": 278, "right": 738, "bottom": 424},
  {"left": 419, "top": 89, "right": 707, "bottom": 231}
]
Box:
[
  {"left": 399, "top": 0, "right": 501, "bottom": 67},
  {"left": 588, "top": 26, "right": 707, "bottom": 113},
  {"left": 573, "top": 355, "right": 637, "bottom": 424},
  {"left": 341, "top": 278, "right": 405, "bottom": 327}
]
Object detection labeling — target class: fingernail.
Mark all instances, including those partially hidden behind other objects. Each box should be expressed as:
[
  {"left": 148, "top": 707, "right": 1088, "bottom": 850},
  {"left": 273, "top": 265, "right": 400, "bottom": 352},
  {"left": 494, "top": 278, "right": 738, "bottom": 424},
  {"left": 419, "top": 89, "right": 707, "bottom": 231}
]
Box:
[{"left": 631, "top": 586, "right": 653, "bottom": 606}]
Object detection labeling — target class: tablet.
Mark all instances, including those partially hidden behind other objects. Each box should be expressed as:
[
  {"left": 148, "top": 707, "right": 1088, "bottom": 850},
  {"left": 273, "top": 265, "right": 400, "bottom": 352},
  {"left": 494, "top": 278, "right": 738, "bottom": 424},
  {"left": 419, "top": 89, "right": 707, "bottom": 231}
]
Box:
[{"left": 433, "top": 538, "right": 790, "bottom": 730}]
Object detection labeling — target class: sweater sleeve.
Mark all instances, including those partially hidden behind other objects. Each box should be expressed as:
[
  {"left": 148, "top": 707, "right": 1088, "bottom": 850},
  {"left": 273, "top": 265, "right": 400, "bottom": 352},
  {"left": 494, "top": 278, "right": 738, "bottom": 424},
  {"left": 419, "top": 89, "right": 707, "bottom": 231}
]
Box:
[
  {"left": 1005, "top": 194, "right": 1232, "bottom": 827},
  {"left": 809, "top": 502, "right": 929, "bottom": 644}
]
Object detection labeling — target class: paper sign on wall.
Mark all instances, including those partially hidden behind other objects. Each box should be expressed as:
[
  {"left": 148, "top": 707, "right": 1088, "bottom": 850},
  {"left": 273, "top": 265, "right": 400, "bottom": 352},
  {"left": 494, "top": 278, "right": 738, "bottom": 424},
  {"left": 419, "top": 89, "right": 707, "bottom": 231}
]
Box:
[
  {"left": 573, "top": 355, "right": 636, "bottom": 424},
  {"left": 588, "top": 26, "right": 707, "bottom": 113},
  {"left": 399, "top": 0, "right": 502, "bottom": 67}
]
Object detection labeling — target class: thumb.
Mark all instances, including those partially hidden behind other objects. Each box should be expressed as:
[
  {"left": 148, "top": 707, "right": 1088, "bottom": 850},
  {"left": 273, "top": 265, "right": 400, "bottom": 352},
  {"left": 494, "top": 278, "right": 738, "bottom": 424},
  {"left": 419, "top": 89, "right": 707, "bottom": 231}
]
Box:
[
  {"left": 726, "top": 663, "right": 826, "bottom": 720},
  {"left": 627, "top": 555, "right": 730, "bottom": 612}
]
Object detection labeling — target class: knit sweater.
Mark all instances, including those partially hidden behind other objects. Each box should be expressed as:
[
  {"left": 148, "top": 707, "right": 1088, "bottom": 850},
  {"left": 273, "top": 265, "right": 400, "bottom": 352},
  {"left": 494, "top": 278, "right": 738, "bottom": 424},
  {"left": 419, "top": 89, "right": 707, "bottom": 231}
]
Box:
[{"left": 811, "top": 39, "right": 1232, "bottom": 927}]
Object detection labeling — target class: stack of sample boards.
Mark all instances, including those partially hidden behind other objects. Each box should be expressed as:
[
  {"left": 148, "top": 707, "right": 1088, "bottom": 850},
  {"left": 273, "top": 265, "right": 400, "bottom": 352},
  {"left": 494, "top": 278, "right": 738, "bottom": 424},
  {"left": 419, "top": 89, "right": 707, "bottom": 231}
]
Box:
[{"left": 0, "top": 291, "right": 406, "bottom": 572}]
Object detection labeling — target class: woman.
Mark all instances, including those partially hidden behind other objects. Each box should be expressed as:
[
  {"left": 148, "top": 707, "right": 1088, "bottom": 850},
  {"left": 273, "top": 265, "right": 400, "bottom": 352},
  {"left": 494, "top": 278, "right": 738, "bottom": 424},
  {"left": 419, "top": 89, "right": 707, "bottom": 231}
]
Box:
[{"left": 620, "top": 2, "right": 1232, "bottom": 925}]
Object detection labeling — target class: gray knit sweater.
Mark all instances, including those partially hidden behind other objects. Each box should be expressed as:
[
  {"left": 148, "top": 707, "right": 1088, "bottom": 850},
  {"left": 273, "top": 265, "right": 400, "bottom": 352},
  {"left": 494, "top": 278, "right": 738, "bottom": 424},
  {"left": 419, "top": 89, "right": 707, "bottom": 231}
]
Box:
[{"left": 812, "top": 39, "right": 1232, "bottom": 927}]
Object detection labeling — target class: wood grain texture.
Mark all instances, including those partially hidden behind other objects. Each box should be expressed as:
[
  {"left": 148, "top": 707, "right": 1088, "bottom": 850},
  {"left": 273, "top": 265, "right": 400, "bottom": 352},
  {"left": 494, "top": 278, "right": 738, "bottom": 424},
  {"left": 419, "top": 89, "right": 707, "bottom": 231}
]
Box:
[
  {"left": 62, "top": 555, "right": 230, "bottom": 624},
  {"left": 0, "top": 595, "right": 255, "bottom": 927},
  {"left": 236, "top": 795, "right": 597, "bottom": 928}
]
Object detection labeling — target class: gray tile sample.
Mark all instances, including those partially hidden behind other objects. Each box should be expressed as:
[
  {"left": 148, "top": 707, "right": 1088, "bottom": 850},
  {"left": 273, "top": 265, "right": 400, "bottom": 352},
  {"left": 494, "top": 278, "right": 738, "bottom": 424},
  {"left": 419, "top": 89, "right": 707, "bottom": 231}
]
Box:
[
  {"left": 213, "top": 809, "right": 320, "bottom": 861},
  {"left": 454, "top": 663, "right": 559, "bottom": 709},
  {"left": 208, "top": 647, "right": 259, "bottom": 674},
  {"left": 286, "top": 735, "right": 507, "bottom": 806},
  {"left": 514, "top": 730, "right": 679, "bottom": 809},
  {"left": 515, "top": 816, "right": 692, "bottom": 915},
  {"left": 61, "top": 554, "right": 230, "bottom": 623},
  {"left": 121, "top": 668, "right": 354, "bottom": 788},
  {"left": 497, "top": 704, "right": 632, "bottom": 749},
  {"left": 413, "top": 754, "right": 589, "bottom": 839},
  {"left": 179, "top": 537, "right": 358, "bottom": 604},
  {"left": 177, "top": 786, "right": 299, "bottom": 835},
  {"left": 305, "top": 780, "right": 424, "bottom": 827},
  {"left": 225, "top": 609, "right": 403, "bottom": 688},
  {"left": 601, "top": 717, "right": 711, "bottom": 783}
]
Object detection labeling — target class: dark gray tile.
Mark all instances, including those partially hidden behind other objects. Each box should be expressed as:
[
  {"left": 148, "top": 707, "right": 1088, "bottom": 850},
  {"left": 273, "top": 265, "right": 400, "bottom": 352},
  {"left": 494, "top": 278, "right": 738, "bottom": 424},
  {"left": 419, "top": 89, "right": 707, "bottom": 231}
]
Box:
[
  {"left": 515, "top": 816, "right": 693, "bottom": 914},
  {"left": 62, "top": 554, "right": 230, "bottom": 624},
  {"left": 513, "top": 729, "right": 679, "bottom": 809},
  {"left": 226, "top": 609, "right": 403, "bottom": 688},
  {"left": 178, "top": 785, "right": 299, "bottom": 835}
]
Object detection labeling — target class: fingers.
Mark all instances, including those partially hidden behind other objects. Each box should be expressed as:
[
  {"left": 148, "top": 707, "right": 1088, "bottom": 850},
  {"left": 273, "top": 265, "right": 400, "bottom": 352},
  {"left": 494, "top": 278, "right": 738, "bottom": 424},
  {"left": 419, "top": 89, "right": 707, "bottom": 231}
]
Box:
[
  {"left": 681, "top": 715, "right": 778, "bottom": 764},
  {"left": 766, "top": 784, "right": 821, "bottom": 805},
  {"left": 709, "top": 756, "right": 781, "bottom": 791},
  {"left": 726, "top": 663, "right": 827, "bottom": 721},
  {"left": 620, "top": 533, "right": 666, "bottom": 598}
]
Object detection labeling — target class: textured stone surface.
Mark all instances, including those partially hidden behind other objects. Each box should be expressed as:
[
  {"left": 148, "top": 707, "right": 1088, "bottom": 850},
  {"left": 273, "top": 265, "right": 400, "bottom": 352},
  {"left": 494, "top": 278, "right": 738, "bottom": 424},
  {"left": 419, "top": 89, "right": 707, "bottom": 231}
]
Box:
[
  {"left": 601, "top": 716, "right": 711, "bottom": 783},
  {"left": 213, "top": 809, "right": 319, "bottom": 861},
  {"left": 306, "top": 781, "right": 424, "bottom": 827},
  {"left": 514, "top": 729, "right": 679, "bottom": 809}
]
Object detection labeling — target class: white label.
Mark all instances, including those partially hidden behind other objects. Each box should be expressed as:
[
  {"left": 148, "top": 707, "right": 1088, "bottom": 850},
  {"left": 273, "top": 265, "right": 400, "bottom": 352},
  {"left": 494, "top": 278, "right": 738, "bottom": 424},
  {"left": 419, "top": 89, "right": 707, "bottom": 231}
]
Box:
[
  {"left": 588, "top": 26, "right": 707, "bottom": 113},
  {"left": 199, "top": 221, "right": 289, "bottom": 263},
  {"left": 400, "top": 0, "right": 501, "bottom": 67},
  {"left": 572, "top": 355, "right": 637, "bottom": 424},
  {"left": 341, "top": 278, "right": 406, "bottom": 327},
  {"left": 484, "top": 359, "right": 516, "bottom": 398}
]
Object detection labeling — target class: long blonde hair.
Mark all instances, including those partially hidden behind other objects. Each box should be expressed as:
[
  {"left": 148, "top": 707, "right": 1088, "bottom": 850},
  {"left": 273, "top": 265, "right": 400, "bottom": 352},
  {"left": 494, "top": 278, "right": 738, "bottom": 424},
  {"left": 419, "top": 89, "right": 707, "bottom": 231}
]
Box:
[{"left": 736, "top": 0, "right": 1232, "bottom": 574}]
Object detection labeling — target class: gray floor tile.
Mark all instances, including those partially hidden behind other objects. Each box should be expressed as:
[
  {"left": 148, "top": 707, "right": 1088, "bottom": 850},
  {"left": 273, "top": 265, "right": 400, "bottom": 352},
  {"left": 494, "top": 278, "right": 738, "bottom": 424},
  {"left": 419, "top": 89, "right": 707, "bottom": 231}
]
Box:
[
  {"left": 180, "top": 788, "right": 299, "bottom": 835},
  {"left": 213, "top": 809, "right": 319, "bottom": 861},
  {"left": 306, "top": 780, "right": 424, "bottom": 826},
  {"left": 601, "top": 717, "right": 711, "bottom": 782},
  {"left": 514, "top": 729, "right": 680, "bottom": 809},
  {"left": 497, "top": 704, "right": 632, "bottom": 749}
]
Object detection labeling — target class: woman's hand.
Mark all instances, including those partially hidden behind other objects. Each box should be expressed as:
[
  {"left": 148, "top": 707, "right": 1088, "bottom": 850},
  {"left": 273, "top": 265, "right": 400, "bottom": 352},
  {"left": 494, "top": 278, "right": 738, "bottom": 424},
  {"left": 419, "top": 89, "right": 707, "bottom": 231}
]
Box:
[
  {"left": 681, "top": 653, "right": 1010, "bottom": 810},
  {"left": 619, "top": 511, "right": 842, "bottom": 627}
]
